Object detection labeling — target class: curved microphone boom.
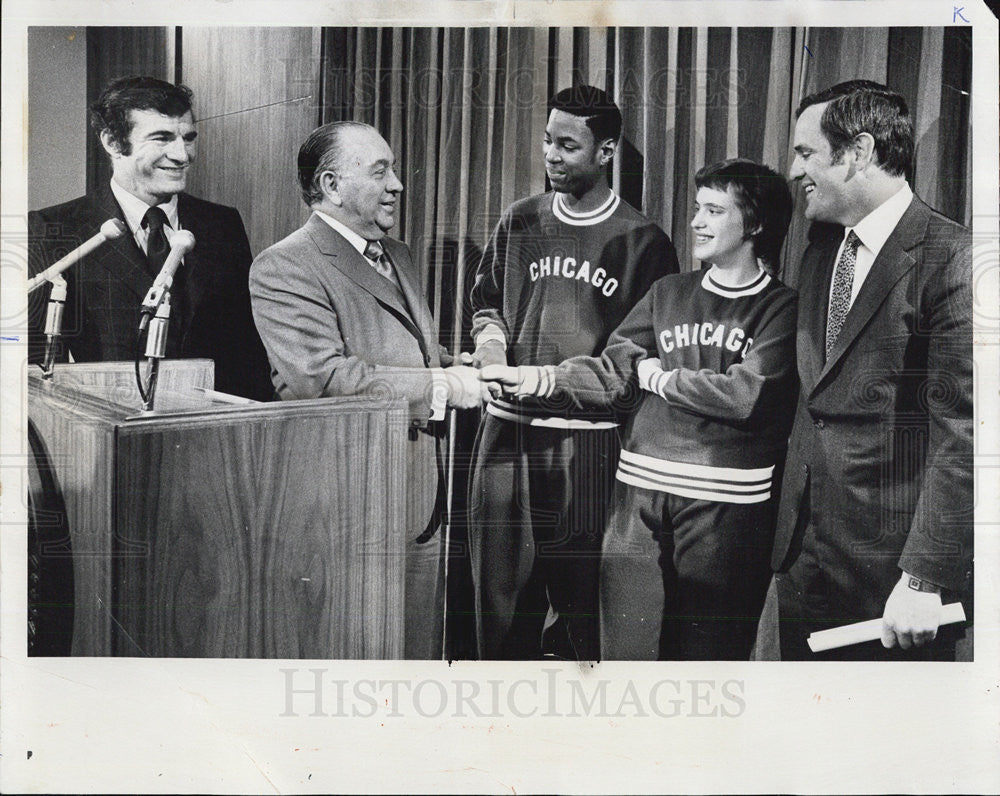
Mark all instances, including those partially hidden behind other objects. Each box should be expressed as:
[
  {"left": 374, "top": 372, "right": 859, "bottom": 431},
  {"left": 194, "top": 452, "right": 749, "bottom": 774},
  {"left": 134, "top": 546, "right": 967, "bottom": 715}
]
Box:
[
  {"left": 139, "top": 229, "right": 196, "bottom": 317},
  {"left": 27, "top": 218, "right": 128, "bottom": 293}
]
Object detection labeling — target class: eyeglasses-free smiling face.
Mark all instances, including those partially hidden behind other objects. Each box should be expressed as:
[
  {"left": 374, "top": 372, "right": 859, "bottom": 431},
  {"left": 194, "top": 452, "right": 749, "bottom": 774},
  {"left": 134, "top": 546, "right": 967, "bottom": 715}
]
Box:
[
  {"left": 690, "top": 185, "right": 756, "bottom": 268},
  {"left": 789, "top": 101, "right": 857, "bottom": 226},
  {"left": 543, "top": 109, "right": 607, "bottom": 198},
  {"left": 329, "top": 126, "right": 404, "bottom": 240},
  {"left": 105, "top": 108, "right": 198, "bottom": 206}
]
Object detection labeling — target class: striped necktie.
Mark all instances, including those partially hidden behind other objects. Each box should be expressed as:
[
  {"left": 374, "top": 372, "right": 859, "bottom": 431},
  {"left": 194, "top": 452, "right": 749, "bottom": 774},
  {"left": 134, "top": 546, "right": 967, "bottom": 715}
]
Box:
[{"left": 363, "top": 239, "right": 394, "bottom": 279}]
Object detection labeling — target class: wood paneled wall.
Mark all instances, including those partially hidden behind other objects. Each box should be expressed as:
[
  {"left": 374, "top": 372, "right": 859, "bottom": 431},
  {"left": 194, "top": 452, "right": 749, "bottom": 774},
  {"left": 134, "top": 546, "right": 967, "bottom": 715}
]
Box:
[
  {"left": 180, "top": 27, "right": 322, "bottom": 256},
  {"left": 28, "top": 28, "right": 88, "bottom": 210}
]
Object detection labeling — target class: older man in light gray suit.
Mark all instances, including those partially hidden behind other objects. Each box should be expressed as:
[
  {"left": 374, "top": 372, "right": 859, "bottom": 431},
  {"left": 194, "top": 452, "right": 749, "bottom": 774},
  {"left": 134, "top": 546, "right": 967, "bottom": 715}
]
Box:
[{"left": 250, "top": 121, "right": 486, "bottom": 659}]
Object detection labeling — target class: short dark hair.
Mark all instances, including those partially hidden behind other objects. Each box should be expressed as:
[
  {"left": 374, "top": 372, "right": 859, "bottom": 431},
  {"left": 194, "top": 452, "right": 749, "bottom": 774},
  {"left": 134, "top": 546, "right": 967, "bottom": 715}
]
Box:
[
  {"left": 548, "top": 85, "right": 623, "bottom": 146},
  {"left": 90, "top": 76, "right": 194, "bottom": 155},
  {"left": 296, "top": 121, "right": 371, "bottom": 206},
  {"left": 796, "top": 80, "right": 913, "bottom": 178},
  {"left": 694, "top": 158, "right": 793, "bottom": 270}
]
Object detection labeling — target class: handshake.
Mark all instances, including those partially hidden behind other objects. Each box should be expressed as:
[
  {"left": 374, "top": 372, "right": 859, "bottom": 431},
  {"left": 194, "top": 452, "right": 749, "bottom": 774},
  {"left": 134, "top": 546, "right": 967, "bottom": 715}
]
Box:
[
  {"left": 438, "top": 363, "right": 552, "bottom": 408},
  {"left": 436, "top": 364, "right": 496, "bottom": 409},
  {"left": 437, "top": 349, "right": 672, "bottom": 410},
  {"left": 435, "top": 340, "right": 557, "bottom": 409}
]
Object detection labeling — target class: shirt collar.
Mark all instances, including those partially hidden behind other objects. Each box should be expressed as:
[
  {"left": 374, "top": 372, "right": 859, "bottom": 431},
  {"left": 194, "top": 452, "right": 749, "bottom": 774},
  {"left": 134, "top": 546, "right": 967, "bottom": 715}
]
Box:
[
  {"left": 845, "top": 183, "right": 913, "bottom": 258},
  {"left": 109, "top": 179, "right": 179, "bottom": 234},
  {"left": 314, "top": 210, "right": 372, "bottom": 257}
]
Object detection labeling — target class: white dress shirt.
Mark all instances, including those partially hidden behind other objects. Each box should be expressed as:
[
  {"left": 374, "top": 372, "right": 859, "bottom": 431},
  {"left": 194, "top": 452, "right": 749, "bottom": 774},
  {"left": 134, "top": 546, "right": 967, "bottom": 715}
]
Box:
[
  {"left": 314, "top": 210, "right": 386, "bottom": 269},
  {"left": 829, "top": 183, "right": 913, "bottom": 310},
  {"left": 109, "top": 179, "right": 181, "bottom": 254}
]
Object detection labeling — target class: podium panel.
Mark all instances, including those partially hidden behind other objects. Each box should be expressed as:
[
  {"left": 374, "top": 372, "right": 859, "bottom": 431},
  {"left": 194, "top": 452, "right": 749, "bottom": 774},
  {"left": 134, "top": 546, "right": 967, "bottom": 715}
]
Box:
[{"left": 28, "top": 362, "right": 407, "bottom": 658}]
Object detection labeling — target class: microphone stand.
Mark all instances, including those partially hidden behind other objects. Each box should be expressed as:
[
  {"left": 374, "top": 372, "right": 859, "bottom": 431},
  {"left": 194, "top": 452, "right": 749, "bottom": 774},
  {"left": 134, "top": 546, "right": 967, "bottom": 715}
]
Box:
[
  {"left": 134, "top": 229, "right": 194, "bottom": 412},
  {"left": 140, "top": 291, "right": 173, "bottom": 412},
  {"left": 40, "top": 275, "right": 67, "bottom": 380}
]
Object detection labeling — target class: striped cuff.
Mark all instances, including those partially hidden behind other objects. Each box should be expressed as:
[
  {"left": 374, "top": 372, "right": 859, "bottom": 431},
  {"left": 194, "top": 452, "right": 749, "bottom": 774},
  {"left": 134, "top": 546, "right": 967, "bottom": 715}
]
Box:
[
  {"left": 519, "top": 365, "right": 557, "bottom": 398},
  {"left": 636, "top": 357, "right": 675, "bottom": 398}
]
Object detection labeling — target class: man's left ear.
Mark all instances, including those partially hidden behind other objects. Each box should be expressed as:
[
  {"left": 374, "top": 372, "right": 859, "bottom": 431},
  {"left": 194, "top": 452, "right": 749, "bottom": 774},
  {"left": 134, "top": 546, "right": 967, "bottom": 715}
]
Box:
[
  {"left": 852, "top": 132, "right": 877, "bottom": 168},
  {"left": 318, "top": 170, "right": 342, "bottom": 206},
  {"left": 99, "top": 129, "right": 123, "bottom": 159},
  {"left": 598, "top": 138, "right": 618, "bottom": 167}
]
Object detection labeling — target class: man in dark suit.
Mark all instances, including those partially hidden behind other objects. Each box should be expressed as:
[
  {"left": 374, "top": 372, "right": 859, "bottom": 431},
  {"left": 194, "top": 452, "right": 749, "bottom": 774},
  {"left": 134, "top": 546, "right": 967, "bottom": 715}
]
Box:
[
  {"left": 766, "top": 80, "right": 973, "bottom": 660},
  {"left": 249, "top": 121, "right": 488, "bottom": 659},
  {"left": 28, "top": 76, "right": 272, "bottom": 401}
]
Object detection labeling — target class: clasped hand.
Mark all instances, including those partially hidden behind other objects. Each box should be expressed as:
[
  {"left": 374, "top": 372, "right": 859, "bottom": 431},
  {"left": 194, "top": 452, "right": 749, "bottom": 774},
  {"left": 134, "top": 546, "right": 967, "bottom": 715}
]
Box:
[
  {"left": 441, "top": 364, "right": 495, "bottom": 408},
  {"left": 443, "top": 352, "right": 548, "bottom": 403},
  {"left": 477, "top": 365, "right": 545, "bottom": 397}
]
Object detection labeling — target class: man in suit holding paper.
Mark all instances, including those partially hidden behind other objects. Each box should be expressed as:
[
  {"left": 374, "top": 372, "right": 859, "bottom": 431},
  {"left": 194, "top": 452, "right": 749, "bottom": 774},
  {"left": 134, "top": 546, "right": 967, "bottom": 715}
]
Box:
[
  {"left": 249, "top": 121, "right": 488, "bottom": 659},
  {"left": 27, "top": 76, "right": 272, "bottom": 401},
  {"left": 766, "top": 80, "right": 973, "bottom": 660}
]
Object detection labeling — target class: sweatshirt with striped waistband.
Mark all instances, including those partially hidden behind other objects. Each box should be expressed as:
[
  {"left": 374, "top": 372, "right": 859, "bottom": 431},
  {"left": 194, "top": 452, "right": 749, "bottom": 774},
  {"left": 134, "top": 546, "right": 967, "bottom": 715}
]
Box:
[{"left": 524, "top": 267, "right": 799, "bottom": 503}]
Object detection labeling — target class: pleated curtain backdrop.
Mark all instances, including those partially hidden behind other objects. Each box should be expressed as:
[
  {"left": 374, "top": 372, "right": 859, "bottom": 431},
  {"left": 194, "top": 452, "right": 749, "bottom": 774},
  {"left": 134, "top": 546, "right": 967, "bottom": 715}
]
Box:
[{"left": 318, "top": 26, "right": 971, "bottom": 354}]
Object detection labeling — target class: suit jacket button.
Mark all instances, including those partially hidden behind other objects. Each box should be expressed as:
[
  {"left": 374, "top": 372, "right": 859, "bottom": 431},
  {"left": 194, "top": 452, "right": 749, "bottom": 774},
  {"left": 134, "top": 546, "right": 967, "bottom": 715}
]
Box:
[
  {"left": 814, "top": 418, "right": 825, "bottom": 429},
  {"left": 802, "top": 464, "right": 809, "bottom": 475}
]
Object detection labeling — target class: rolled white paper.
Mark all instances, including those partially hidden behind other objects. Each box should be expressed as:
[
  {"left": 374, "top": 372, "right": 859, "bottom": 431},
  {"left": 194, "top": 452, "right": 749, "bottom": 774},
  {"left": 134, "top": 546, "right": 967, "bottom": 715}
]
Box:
[{"left": 807, "top": 602, "right": 967, "bottom": 653}]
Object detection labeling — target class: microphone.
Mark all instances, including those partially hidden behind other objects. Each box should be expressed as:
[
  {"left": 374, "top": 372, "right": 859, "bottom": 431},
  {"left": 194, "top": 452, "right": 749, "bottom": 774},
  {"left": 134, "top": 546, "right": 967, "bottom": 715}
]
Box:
[
  {"left": 27, "top": 218, "right": 128, "bottom": 293},
  {"left": 41, "top": 275, "right": 68, "bottom": 378},
  {"left": 143, "top": 294, "right": 173, "bottom": 359},
  {"left": 139, "top": 229, "right": 196, "bottom": 316}
]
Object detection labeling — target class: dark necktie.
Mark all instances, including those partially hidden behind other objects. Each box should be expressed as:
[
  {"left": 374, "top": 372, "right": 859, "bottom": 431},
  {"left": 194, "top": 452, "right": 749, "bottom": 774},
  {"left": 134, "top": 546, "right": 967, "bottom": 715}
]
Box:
[
  {"left": 363, "top": 239, "right": 395, "bottom": 280},
  {"left": 143, "top": 206, "right": 170, "bottom": 279},
  {"left": 142, "top": 206, "right": 185, "bottom": 355},
  {"left": 826, "top": 230, "right": 861, "bottom": 358}
]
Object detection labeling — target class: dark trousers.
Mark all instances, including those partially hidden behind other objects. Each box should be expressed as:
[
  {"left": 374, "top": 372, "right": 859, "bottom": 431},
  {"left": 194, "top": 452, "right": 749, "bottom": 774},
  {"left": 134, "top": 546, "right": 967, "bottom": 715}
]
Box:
[
  {"left": 600, "top": 483, "right": 775, "bottom": 660},
  {"left": 468, "top": 415, "right": 619, "bottom": 660}
]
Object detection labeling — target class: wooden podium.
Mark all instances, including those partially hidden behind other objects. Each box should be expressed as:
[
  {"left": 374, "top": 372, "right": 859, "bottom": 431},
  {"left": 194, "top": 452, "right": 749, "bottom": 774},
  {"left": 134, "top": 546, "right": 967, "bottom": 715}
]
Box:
[{"left": 28, "top": 361, "right": 408, "bottom": 658}]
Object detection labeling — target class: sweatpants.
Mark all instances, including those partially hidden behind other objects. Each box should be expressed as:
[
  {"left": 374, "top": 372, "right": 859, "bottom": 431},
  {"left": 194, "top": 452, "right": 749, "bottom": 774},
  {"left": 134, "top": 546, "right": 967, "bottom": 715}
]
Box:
[
  {"left": 600, "top": 482, "right": 775, "bottom": 660},
  {"left": 468, "top": 413, "right": 619, "bottom": 660}
]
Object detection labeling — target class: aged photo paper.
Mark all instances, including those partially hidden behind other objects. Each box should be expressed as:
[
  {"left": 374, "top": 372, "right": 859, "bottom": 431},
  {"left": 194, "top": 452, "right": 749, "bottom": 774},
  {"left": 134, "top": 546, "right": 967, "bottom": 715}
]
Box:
[{"left": 2, "top": 1, "right": 998, "bottom": 792}]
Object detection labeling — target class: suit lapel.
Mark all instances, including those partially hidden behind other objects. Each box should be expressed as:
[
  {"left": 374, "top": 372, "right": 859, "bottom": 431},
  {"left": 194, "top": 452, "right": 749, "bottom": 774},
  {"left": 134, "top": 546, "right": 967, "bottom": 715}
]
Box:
[
  {"left": 90, "top": 183, "right": 152, "bottom": 301},
  {"left": 384, "top": 238, "right": 437, "bottom": 359},
  {"left": 305, "top": 214, "right": 426, "bottom": 346},
  {"left": 797, "top": 227, "right": 839, "bottom": 393},
  {"left": 812, "top": 197, "right": 928, "bottom": 392},
  {"left": 175, "top": 193, "right": 213, "bottom": 335}
]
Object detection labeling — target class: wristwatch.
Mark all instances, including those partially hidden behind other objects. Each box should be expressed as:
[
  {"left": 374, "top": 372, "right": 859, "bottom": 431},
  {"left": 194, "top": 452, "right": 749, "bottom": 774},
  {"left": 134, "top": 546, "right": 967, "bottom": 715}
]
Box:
[{"left": 907, "top": 575, "right": 941, "bottom": 594}]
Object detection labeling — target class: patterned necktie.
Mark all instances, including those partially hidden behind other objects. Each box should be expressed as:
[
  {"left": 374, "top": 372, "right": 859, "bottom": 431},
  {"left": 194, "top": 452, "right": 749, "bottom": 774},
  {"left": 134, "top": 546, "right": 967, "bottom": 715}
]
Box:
[
  {"left": 143, "top": 206, "right": 170, "bottom": 278},
  {"left": 826, "top": 230, "right": 861, "bottom": 358},
  {"left": 363, "top": 239, "right": 394, "bottom": 279}
]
